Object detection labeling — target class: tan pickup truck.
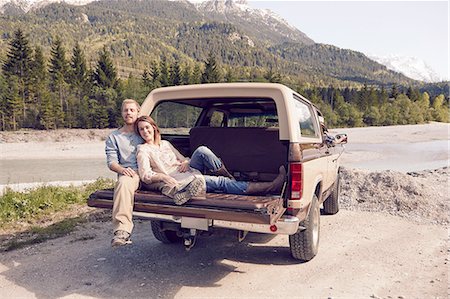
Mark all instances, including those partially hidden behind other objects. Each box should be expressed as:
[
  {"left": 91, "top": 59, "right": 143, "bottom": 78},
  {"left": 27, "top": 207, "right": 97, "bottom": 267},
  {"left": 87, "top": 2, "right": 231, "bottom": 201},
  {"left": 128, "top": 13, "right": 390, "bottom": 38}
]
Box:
[{"left": 88, "top": 83, "right": 346, "bottom": 261}]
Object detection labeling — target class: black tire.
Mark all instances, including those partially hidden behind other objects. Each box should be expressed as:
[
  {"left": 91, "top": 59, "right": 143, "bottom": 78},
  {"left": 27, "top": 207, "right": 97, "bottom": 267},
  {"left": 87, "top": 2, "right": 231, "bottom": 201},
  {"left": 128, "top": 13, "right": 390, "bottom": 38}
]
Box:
[
  {"left": 289, "top": 195, "right": 320, "bottom": 261},
  {"left": 150, "top": 221, "right": 181, "bottom": 244},
  {"left": 323, "top": 172, "right": 340, "bottom": 215}
]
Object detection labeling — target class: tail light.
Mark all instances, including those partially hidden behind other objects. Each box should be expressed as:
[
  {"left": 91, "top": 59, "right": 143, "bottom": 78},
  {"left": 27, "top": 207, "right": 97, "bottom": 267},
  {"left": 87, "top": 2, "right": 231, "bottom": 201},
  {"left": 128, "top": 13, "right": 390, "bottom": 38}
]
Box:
[{"left": 290, "top": 163, "right": 303, "bottom": 200}]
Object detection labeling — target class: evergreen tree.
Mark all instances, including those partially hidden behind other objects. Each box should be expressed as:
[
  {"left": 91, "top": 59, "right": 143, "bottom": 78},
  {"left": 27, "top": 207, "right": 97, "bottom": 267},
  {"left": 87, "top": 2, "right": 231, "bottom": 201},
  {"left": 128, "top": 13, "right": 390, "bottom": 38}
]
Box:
[
  {"left": 225, "top": 67, "right": 236, "bottom": 83},
  {"left": 48, "top": 36, "right": 70, "bottom": 126},
  {"left": 2, "top": 28, "right": 33, "bottom": 124},
  {"left": 0, "top": 73, "right": 6, "bottom": 130},
  {"left": 170, "top": 60, "right": 182, "bottom": 86},
  {"left": 263, "top": 68, "right": 281, "bottom": 83},
  {"left": 3, "top": 76, "right": 23, "bottom": 130},
  {"left": 70, "top": 42, "right": 88, "bottom": 92},
  {"left": 29, "top": 46, "right": 48, "bottom": 128},
  {"left": 142, "top": 69, "right": 152, "bottom": 87},
  {"left": 390, "top": 83, "right": 399, "bottom": 99},
  {"left": 93, "top": 46, "right": 118, "bottom": 89},
  {"left": 191, "top": 64, "right": 202, "bottom": 84},
  {"left": 159, "top": 57, "right": 170, "bottom": 87},
  {"left": 201, "top": 52, "right": 221, "bottom": 83},
  {"left": 149, "top": 61, "right": 160, "bottom": 87},
  {"left": 182, "top": 64, "right": 191, "bottom": 85}
]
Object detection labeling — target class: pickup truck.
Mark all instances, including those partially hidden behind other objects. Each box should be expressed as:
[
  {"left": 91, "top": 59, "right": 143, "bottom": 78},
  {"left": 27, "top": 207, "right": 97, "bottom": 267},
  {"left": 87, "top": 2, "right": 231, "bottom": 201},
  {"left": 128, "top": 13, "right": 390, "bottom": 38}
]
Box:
[{"left": 88, "top": 83, "right": 346, "bottom": 261}]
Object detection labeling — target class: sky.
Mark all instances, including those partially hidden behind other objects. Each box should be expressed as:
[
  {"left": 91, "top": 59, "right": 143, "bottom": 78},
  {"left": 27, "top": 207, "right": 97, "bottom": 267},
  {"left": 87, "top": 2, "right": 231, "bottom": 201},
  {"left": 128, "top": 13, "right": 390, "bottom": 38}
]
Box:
[{"left": 248, "top": 1, "right": 449, "bottom": 81}]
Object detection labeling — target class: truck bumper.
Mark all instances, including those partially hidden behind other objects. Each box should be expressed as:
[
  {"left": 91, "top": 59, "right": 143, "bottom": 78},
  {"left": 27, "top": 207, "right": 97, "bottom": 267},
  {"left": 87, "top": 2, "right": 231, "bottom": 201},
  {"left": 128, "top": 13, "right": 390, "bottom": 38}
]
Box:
[{"left": 133, "top": 211, "right": 301, "bottom": 235}]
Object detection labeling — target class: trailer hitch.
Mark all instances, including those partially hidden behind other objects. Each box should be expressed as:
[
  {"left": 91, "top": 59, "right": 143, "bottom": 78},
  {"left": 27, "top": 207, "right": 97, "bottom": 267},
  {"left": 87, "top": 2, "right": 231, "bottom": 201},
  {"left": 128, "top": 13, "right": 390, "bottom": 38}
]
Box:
[{"left": 183, "top": 228, "right": 198, "bottom": 251}]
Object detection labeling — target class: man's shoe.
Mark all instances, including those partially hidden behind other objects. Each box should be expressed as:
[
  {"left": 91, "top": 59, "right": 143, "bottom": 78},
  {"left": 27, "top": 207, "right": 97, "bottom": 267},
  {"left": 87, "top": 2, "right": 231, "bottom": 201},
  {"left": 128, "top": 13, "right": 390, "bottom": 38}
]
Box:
[{"left": 111, "top": 230, "right": 132, "bottom": 247}]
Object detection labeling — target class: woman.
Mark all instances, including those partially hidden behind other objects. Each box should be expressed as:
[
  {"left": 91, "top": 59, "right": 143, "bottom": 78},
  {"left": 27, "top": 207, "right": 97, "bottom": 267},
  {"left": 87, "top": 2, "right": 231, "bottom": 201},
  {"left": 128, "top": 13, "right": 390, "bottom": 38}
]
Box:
[{"left": 135, "top": 116, "right": 286, "bottom": 205}]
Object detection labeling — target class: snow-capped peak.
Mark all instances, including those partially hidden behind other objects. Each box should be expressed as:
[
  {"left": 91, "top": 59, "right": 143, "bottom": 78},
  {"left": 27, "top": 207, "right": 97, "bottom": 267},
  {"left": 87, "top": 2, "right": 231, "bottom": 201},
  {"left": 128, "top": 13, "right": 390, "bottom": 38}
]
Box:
[
  {"left": 0, "top": 0, "right": 94, "bottom": 13},
  {"left": 369, "top": 54, "right": 444, "bottom": 83}
]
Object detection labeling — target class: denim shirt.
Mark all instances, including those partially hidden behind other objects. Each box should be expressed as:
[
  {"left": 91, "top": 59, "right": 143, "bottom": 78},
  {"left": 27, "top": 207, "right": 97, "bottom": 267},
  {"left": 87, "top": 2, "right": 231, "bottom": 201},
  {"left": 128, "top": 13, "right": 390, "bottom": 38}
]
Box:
[{"left": 105, "top": 129, "right": 144, "bottom": 171}]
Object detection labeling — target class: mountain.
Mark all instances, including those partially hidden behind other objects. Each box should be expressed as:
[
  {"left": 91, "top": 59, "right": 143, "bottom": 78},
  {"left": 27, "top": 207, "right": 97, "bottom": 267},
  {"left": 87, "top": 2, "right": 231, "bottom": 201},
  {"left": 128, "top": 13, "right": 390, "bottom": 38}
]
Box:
[
  {"left": 0, "top": 0, "right": 417, "bottom": 87},
  {"left": 369, "top": 55, "right": 443, "bottom": 83},
  {"left": 0, "top": 0, "right": 92, "bottom": 13},
  {"left": 197, "top": 0, "right": 314, "bottom": 46}
]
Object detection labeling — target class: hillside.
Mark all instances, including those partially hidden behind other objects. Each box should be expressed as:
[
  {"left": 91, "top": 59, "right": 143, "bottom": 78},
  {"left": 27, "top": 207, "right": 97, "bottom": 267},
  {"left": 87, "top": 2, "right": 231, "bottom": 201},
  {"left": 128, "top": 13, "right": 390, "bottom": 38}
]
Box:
[{"left": 0, "top": 0, "right": 417, "bottom": 87}]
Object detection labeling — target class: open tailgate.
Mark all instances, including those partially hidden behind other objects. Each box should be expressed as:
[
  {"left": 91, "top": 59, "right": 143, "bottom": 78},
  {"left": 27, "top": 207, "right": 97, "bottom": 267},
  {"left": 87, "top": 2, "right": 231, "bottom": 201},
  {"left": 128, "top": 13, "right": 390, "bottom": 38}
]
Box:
[{"left": 88, "top": 189, "right": 285, "bottom": 225}]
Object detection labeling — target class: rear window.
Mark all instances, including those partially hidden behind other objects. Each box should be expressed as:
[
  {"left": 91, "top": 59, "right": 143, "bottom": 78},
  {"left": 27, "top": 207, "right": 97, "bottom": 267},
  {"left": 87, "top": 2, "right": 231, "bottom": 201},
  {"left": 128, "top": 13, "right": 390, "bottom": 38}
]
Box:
[
  {"left": 150, "top": 102, "right": 202, "bottom": 135},
  {"left": 228, "top": 112, "right": 278, "bottom": 128}
]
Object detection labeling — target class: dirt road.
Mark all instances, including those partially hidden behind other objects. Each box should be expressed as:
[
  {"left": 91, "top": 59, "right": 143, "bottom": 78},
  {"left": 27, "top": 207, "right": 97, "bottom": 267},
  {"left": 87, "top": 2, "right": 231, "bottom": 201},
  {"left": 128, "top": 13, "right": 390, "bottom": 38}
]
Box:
[{"left": 0, "top": 210, "right": 447, "bottom": 298}]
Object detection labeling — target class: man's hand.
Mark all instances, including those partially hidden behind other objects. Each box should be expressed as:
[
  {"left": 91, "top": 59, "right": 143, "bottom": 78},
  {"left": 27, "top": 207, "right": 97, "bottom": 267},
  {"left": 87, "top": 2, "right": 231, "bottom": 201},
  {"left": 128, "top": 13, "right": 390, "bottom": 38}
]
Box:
[
  {"left": 121, "top": 167, "right": 137, "bottom": 177},
  {"left": 178, "top": 160, "right": 190, "bottom": 173}
]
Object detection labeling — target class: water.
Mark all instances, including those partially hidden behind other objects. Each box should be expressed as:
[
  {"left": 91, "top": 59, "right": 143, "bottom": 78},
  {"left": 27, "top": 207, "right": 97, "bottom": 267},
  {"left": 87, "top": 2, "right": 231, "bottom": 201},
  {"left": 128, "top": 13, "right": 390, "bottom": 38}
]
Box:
[
  {"left": 1, "top": 140, "right": 448, "bottom": 186},
  {"left": 342, "top": 140, "right": 449, "bottom": 172},
  {"left": 0, "top": 158, "right": 116, "bottom": 185}
]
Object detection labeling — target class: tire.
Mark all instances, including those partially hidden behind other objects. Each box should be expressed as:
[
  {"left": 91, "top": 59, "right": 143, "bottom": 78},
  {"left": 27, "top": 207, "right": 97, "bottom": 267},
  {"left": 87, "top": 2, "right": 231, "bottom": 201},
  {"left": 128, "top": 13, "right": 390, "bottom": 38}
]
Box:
[
  {"left": 289, "top": 195, "right": 320, "bottom": 261},
  {"left": 323, "top": 172, "right": 340, "bottom": 215},
  {"left": 150, "top": 221, "right": 181, "bottom": 244}
]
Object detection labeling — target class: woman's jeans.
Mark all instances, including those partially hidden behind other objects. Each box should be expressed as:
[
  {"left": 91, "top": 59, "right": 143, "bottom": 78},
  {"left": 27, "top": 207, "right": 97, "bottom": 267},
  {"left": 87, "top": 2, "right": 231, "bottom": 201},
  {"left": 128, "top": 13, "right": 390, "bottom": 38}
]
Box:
[{"left": 189, "top": 146, "right": 248, "bottom": 195}]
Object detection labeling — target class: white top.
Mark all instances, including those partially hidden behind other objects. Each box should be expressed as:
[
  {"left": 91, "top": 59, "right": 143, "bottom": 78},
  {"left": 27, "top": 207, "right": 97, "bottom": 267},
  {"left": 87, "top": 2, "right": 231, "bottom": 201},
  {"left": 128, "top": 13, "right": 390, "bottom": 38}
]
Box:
[{"left": 136, "top": 141, "right": 203, "bottom": 190}]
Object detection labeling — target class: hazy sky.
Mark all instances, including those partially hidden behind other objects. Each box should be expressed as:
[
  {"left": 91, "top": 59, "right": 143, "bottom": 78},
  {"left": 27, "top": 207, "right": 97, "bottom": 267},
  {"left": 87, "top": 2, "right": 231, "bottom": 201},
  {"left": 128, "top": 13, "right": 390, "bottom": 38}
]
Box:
[{"left": 249, "top": 1, "right": 449, "bottom": 80}]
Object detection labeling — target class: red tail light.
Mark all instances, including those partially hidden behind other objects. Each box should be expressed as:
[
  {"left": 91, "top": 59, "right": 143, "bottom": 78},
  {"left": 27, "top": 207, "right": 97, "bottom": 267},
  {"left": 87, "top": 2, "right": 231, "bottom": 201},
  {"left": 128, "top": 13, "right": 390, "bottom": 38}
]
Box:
[{"left": 290, "top": 163, "right": 303, "bottom": 200}]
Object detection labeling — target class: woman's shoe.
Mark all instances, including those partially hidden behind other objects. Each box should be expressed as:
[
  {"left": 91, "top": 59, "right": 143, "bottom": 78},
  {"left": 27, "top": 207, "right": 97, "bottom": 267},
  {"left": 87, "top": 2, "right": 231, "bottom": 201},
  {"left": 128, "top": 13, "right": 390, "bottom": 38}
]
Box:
[{"left": 173, "top": 177, "right": 204, "bottom": 205}]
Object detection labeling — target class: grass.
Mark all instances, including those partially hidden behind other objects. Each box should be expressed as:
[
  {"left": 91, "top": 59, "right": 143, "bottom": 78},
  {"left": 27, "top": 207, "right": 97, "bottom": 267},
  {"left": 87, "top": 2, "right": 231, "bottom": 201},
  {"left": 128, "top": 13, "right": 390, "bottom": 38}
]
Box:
[
  {"left": 0, "top": 178, "right": 114, "bottom": 228},
  {"left": 0, "top": 178, "right": 114, "bottom": 251}
]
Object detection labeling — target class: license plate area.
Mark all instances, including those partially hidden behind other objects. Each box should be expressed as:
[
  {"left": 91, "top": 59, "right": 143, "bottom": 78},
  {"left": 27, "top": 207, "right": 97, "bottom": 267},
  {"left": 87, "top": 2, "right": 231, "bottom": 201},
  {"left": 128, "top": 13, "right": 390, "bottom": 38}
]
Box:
[{"left": 181, "top": 217, "right": 211, "bottom": 231}]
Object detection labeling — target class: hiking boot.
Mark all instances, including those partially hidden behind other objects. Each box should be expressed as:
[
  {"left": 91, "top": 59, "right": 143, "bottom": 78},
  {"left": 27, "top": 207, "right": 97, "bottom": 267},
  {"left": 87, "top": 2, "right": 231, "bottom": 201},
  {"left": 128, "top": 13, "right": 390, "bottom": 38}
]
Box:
[
  {"left": 173, "top": 177, "right": 204, "bottom": 205},
  {"left": 111, "top": 230, "right": 132, "bottom": 247}
]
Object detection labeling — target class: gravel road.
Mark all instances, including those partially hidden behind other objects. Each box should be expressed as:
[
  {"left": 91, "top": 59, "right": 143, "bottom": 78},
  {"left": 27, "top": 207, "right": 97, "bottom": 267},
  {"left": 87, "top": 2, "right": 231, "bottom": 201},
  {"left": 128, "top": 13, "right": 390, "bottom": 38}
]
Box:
[{"left": 0, "top": 210, "right": 447, "bottom": 298}]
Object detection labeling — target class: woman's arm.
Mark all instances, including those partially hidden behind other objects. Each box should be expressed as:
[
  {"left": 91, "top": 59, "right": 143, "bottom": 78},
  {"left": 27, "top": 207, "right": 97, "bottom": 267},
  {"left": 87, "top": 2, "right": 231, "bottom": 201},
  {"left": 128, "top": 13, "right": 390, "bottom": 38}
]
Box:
[
  {"left": 137, "top": 146, "right": 178, "bottom": 186},
  {"left": 166, "top": 141, "right": 190, "bottom": 172}
]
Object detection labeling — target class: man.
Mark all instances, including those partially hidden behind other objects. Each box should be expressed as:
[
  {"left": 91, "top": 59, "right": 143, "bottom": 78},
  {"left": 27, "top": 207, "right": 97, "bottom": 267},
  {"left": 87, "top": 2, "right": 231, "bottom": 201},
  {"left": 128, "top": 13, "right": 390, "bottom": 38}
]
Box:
[{"left": 105, "top": 99, "right": 143, "bottom": 247}]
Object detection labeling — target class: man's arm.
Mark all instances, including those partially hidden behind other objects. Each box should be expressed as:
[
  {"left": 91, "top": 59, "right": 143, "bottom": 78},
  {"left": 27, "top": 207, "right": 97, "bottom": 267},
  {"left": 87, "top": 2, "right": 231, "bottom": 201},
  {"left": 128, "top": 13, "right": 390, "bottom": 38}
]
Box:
[{"left": 105, "top": 134, "right": 136, "bottom": 177}]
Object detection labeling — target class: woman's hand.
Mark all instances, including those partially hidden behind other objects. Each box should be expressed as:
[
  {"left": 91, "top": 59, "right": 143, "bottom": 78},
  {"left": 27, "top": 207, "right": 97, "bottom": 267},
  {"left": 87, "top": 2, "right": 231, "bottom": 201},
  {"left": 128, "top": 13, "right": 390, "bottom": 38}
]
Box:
[
  {"left": 177, "top": 160, "right": 190, "bottom": 173},
  {"left": 159, "top": 174, "right": 178, "bottom": 186}
]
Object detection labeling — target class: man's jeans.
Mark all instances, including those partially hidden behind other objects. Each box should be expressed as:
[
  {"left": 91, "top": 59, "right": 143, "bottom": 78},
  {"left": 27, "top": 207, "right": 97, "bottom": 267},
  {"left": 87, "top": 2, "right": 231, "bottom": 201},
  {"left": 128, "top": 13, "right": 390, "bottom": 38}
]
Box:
[{"left": 189, "top": 146, "right": 248, "bottom": 194}]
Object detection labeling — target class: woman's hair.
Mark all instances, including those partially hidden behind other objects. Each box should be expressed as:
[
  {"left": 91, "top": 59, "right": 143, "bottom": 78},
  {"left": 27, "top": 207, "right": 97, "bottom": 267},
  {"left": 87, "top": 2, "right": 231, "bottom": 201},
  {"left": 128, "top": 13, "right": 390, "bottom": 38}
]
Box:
[{"left": 135, "top": 115, "right": 161, "bottom": 145}]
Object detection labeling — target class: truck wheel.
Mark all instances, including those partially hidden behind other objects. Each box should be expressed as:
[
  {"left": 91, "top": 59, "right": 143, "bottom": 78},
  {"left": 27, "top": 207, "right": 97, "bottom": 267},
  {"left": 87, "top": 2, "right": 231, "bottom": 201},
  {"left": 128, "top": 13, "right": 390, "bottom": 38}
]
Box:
[
  {"left": 289, "top": 195, "right": 320, "bottom": 261},
  {"left": 323, "top": 172, "right": 340, "bottom": 215},
  {"left": 151, "top": 221, "right": 181, "bottom": 244}
]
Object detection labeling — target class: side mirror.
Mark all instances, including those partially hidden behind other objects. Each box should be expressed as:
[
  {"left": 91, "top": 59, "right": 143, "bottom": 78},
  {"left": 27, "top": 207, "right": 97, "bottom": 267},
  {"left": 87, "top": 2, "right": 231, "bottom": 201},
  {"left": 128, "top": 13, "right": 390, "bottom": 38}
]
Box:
[{"left": 334, "top": 133, "right": 348, "bottom": 144}]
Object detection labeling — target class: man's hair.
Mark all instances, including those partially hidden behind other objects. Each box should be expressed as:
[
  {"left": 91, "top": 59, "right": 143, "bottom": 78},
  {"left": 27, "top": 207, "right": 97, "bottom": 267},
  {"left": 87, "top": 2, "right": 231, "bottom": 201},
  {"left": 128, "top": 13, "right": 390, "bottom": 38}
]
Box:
[
  {"left": 135, "top": 115, "right": 162, "bottom": 146},
  {"left": 121, "top": 99, "right": 141, "bottom": 111}
]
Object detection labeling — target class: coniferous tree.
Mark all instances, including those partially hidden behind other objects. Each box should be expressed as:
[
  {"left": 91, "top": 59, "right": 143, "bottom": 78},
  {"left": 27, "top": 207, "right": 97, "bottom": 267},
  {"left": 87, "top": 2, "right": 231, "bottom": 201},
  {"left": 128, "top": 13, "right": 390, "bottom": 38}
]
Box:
[
  {"left": 93, "top": 46, "right": 118, "bottom": 89},
  {"left": 48, "top": 36, "right": 69, "bottom": 127},
  {"left": 191, "top": 64, "right": 202, "bottom": 84},
  {"left": 69, "top": 43, "right": 89, "bottom": 128},
  {"left": 93, "top": 47, "right": 120, "bottom": 128},
  {"left": 264, "top": 68, "right": 281, "bottom": 83},
  {"left": 159, "top": 57, "right": 170, "bottom": 87},
  {"left": 30, "top": 46, "right": 48, "bottom": 128},
  {"left": 142, "top": 69, "right": 152, "bottom": 87},
  {"left": 149, "top": 62, "right": 160, "bottom": 87},
  {"left": 2, "top": 29, "right": 33, "bottom": 124},
  {"left": 3, "top": 76, "right": 23, "bottom": 130},
  {"left": 182, "top": 64, "right": 191, "bottom": 85},
  {"left": 70, "top": 43, "right": 88, "bottom": 93},
  {"left": 390, "top": 83, "right": 399, "bottom": 99},
  {"left": 201, "top": 52, "right": 221, "bottom": 83},
  {"left": 0, "top": 73, "right": 6, "bottom": 130},
  {"left": 170, "top": 60, "right": 182, "bottom": 86}
]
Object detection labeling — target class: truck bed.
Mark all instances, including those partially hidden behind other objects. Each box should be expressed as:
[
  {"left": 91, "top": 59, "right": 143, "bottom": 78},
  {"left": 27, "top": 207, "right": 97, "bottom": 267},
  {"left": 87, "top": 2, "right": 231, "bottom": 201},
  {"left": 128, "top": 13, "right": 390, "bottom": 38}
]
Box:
[{"left": 88, "top": 189, "right": 286, "bottom": 225}]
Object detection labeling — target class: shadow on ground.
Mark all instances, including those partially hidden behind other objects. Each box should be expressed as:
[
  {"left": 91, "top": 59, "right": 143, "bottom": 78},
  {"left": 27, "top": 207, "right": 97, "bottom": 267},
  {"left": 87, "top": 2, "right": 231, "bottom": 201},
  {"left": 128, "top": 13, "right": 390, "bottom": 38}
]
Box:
[{"left": 0, "top": 218, "right": 300, "bottom": 299}]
